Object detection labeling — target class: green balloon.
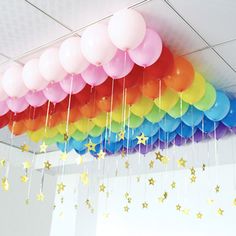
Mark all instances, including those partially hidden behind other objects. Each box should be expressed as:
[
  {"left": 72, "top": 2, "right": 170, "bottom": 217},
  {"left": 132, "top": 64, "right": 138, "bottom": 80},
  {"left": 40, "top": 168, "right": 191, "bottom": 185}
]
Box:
[
  {"left": 108, "top": 121, "right": 122, "bottom": 133},
  {"left": 44, "top": 134, "right": 63, "bottom": 145},
  {"left": 168, "top": 99, "right": 189, "bottom": 118},
  {"left": 90, "top": 126, "right": 104, "bottom": 137},
  {"left": 72, "top": 130, "right": 88, "bottom": 141},
  {"left": 145, "top": 105, "right": 165, "bottom": 123},
  {"left": 128, "top": 113, "right": 144, "bottom": 128},
  {"left": 194, "top": 82, "right": 216, "bottom": 111}
]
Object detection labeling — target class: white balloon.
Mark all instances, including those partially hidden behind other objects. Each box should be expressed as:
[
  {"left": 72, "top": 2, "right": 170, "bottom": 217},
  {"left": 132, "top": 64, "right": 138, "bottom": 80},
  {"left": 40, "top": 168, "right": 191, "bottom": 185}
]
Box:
[
  {"left": 108, "top": 9, "right": 146, "bottom": 50},
  {"left": 39, "top": 47, "right": 67, "bottom": 82},
  {"left": 2, "top": 64, "right": 28, "bottom": 98},
  {"left": 23, "top": 58, "right": 48, "bottom": 91},
  {"left": 59, "top": 37, "right": 89, "bottom": 74},
  {"left": 81, "top": 24, "right": 117, "bottom": 66},
  {"left": 0, "top": 74, "right": 8, "bottom": 101}
]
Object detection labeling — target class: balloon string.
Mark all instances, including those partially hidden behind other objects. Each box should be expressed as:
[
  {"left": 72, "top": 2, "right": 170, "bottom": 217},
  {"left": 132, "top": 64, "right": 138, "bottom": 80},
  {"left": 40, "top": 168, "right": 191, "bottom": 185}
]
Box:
[
  {"left": 26, "top": 152, "right": 36, "bottom": 201},
  {"left": 126, "top": 106, "right": 131, "bottom": 156},
  {"left": 213, "top": 122, "right": 219, "bottom": 184},
  {"left": 43, "top": 100, "right": 51, "bottom": 139},
  {"left": 108, "top": 78, "right": 115, "bottom": 138}
]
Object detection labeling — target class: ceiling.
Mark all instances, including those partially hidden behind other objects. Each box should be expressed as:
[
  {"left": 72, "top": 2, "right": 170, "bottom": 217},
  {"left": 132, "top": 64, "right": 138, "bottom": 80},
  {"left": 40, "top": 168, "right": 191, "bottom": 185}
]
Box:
[{"left": 0, "top": 0, "right": 236, "bottom": 152}]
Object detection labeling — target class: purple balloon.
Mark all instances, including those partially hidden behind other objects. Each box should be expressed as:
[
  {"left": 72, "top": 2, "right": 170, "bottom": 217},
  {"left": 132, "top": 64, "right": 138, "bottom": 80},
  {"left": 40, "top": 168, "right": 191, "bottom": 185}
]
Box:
[
  {"left": 173, "top": 135, "right": 186, "bottom": 146},
  {"left": 139, "top": 144, "right": 153, "bottom": 155},
  {"left": 192, "top": 130, "right": 206, "bottom": 143},
  {"left": 208, "top": 123, "right": 228, "bottom": 140}
]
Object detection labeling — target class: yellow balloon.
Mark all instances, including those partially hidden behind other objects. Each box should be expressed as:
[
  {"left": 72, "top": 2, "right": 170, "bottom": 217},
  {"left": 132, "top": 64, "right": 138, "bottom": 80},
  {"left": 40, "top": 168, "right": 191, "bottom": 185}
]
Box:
[
  {"left": 56, "top": 123, "right": 76, "bottom": 136},
  {"left": 181, "top": 72, "right": 206, "bottom": 104},
  {"left": 131, "top": 96, "right": 153, "bottom": 117},
  {"left": 154, "top": 88, "right": 179, "bottom": 112},
  {"left": 74, "top": 118, "right": 94, "bottom": 133},
  {"left": 45, "top": 127, "right": 59, "bottom": 138},
  {"left": 27, "top": 129, "right": 44, "bottom": 143},
  {"left": 112, "top": 105, "right": 129, "bottom": 123},
  {"left": 92, "top": 112, "right": 110, "bottom": 128}
]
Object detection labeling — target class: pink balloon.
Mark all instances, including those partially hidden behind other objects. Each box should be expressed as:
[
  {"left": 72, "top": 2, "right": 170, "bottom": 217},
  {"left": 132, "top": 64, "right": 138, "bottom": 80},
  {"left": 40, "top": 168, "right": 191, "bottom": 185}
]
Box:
[
  {"left": 25, "top": 91, "right": 47, "bottom": 107},
  {"left": 60, "top": 74, "right": 86, "bottom": 94},
  {"left": 128, "top": 28, "right": 163, "bottom": 67},
  {"left": 0, "top": 100, "right": 9, "bottom": 116},
  {"left": 81, "top": 64, "right": 108, "bottom": 86},
  {"left": 103, "top": 50, "right": 134, "bottom": 79},
  {"left": 0, "top": 74, "right": 8, "bottom": 101},
  {"left": 43, "top": 82, "right": 67, "bottom": 103},
  {"left": 7, "top": 97, "right": 29, "bottom": 113}
]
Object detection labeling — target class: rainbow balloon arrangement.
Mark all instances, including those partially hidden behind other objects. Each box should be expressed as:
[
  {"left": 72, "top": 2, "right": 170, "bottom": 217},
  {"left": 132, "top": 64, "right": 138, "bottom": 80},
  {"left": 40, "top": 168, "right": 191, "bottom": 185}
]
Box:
[{"left": 0, "top": 9, "right": 236, "bottom": 157}]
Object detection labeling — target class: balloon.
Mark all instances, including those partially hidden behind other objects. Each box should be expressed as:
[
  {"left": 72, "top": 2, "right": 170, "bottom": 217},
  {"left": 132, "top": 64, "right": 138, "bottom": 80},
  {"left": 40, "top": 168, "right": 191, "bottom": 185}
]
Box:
[
  {"left": 159, "top": 129, "right": 176, "bottom": 142},
  {"left": 39, "top": 47, "right": 67, "bottom": 82},
  {"left": 74, "top": 85, "right": 91, "bottom": 106},
  {"left": 43, "top": 82, "right": 67, "bottom": 103},
  {"left": 131, "top": 96, "right": 153, "bottom": 117},
  {"left": 8, "top": 120, "right": 27, "bottom": 136},
  {"left": 45, "top": 134, "right": 64, "bottom": 145},
  {"left": 205, "top": 91, "right": 230, "bottom": 121},
  {"left": 168, "top": 99, "right": 189, "bottom": 118},
  {"left": 95, "top": 78, "right": 113, "bottom": 97},
  {"left": 59, "top": 37, "right": 89, "bottom": 74},
  {"left": 57, "top": 123, "right": 76, "bottom": 136},
  {"left": 22, "top": 58, "right": 48, "bottom": 91},
  {"left": 2, "top": 64, "right": 28, "bottom": 98},
  {"left": 208, "top": 123, "right": 228, "bottom": 140},
  {"left": 154, "top": 88, "right": 179, "bottom": 111},
  {"left": 90, "top": 126, "right": 105, "bottom": 137},
  {"left": 181, "top": 72, "right": 206, "bottom": 104},
  {"left": 109, "top": 121, "right": 123, "bottom": 133},
  {"left": 81, "top": 64, "right": 108, "bottom": 86},
  {"left": 80, "top": 95, "right": 100, "bottom": 118},
  {"left": 141, "top": 78, "right": 166, "bottom": 99},
  {"left": 108, "top": 9, "right": 146, "bottom": 50},
  {"left": 159, "top": 114, "right": 180, "bottom": 132},
  {"left": 193, "top": 130, "right": 206, "bottom": 143},
  {"left": 181, "top": 106, "right": 203, "bottom": 126},
  {"left": 44, "top": 127, "right": 58, "bottom": 139},
  {"left": 222, "top": 99, "right": 236, "bottom": 127},
  {"left": 24, "top": 116, "right": 45, "bottom": 131},
  {"left": 145, "top": 105, "right": 165, "bottom": 123},
  {"left": 194, "top": 82, "right": 216, "bottom": 111},
  {"left": 103, "top": 50, "right": 134, "bottom": 79},
  {"left": 173, "top": 135, "right": 186, "bottom": 146},
  {"left": 144, "top": 46, "right": 174, "bottom": 79},
  {"left": 128, "top": 113, "right": 144, "bottom": 128},
  {"left": 92, "top": 112, "right": 110, "bottom": 128},
  {"left": 164, "top": 56, "right": 194, "bottom": 92},
  {"left": 139, "top": 144, "right": 153, "bottom": 155},
  {"left": 72, "top": 138, "right": 88, "bottom": 151},
  {"left": 0, "top": 101, "right": 9, "bottom": 116},
  {"left": 176, "top": 122, "right": 196, "bottom": 138},
  {"left": 81, "top": 24, "right": 116, "bottom": 65},
  {"left": 0, "top": 74, "right": 8, "bottom": 101},
  {"left": 25, "top": 90, "right": 47, "bottom": 107},
  {"left": 125, "top": 127, "right": 141, "bottom": 140},
  {"left": 60, "top": 107, "right": 81, "bottom": 123},
  {"left": 57, "top": 138, "right": 74, "bottom": 153},
  {"left": 141, "top": 119, "right": 159, "bottom": 137},
  {"left": 96, "top": 94, "right": 120, "bottom": 113},
  {"left": 74, "top": 118, "right": 94, "bottom": 133},
  {"left": 197, "top": 116, "right": 219, "bottom": 133},
  {"left": 126, "top": 85, "right": 142, "bottom": 105},
  {"left": 0, "top": 113, "right": 9, "bottom": 129},
  {"left": 27, "top": 129, "right": 44, "bottom": 143},
  {"left": 60, "top": 74, "right": 86, "bottom": 94},
  {"left": 7, "top": 97, "right": 29, "bottom": 113},
  {"left": 128, "top": 28, "right": 162, "bottom": 67},
  {"left": 112, "top": 105, "right": 129, "bottom": 123},
  {"left": 72, "top": 130, "right": 88, "bottom": 141},
  {"left": 105, "top": 140, "right": 123, "bottom": 154}
]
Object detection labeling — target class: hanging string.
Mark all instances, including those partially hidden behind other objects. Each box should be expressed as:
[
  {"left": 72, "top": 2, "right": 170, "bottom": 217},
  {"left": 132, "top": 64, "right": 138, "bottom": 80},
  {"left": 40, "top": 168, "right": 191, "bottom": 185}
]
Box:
[
  {"left": 108, "top": 78, "right": 115, "bottom": 138},
  {"left": 213, "top": 122, "right": 219, "bottom": 184}
]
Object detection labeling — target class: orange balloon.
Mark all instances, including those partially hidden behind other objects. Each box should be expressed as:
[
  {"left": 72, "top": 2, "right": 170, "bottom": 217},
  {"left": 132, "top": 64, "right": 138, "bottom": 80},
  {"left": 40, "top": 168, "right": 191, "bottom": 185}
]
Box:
[
  {"left": 164, "top": 56, "right": 194, "bottom": 92},
  {"left": 47, "top": 112, "right": 61, "bottom": 128},
  {"left": 141, "top": 78, "right": 166, "bottom": 99},
  {"left": 126, "top": 85, "right": 142, "bottom": 105},
  {"left": 60, "top": 107, "right": 81, "bottom": 123},
  {"left": 24, "top": 116, "right": 45, "bottom": 131},
  {"left": 96, "top": 93, "right": 120, "bottom": 113},
  {"left": 80, "top": 96, "right": 101, "bottom": 118},
  {"left": 8, "top": 120, "right": 27, "bottom": 136}
]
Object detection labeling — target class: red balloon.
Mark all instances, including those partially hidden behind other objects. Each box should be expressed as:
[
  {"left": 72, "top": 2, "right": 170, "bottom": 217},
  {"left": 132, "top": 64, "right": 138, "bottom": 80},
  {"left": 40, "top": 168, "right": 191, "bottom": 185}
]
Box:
[
  {"left": 0, "top": 113, "right": 9, "bottom": 129},
  {"left": 96, "top": 93, "right": 121, "bottom": 112},
  {"left": 60, "top": 107, "right": 81, "bottom": 123},
  {"left": 126, "top": 85, "right": 142, "bottom": 105},
  {"left": 74, "top": 85, "right": 92, "bottom": 106},
  {"left": 24, "top": 116, "right": 45, "bottom": 131},
  {"left": 80, "top": 94, "right": 101, "bottom": 118}
]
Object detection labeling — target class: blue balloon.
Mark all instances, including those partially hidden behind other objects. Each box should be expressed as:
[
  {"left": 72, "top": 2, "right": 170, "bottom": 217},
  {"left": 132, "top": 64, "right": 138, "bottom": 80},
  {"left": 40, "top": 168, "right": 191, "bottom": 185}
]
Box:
[
  {"left": 140, "top": 119, "right": 159, "bottom": 137},
  {"left": 90, "top": 134, "right": 104, "bottom": 144},
  {"left": 205, "top": 91, "right": 230, "bottom": 121},
  {"left": 159, "top": 114, "right": 180, "bottom": 132},
  {"left": 159, "top": 129, "right": 176, "bottom": 142},
  {"left": 56, "top": 138, "right": 74, "bottom": 152},
  {"left": 148, "top": 132, "right": 159, "bottom": 145},
  {"left": 123, "top": 138, "right": 138, "bottom": 148},
  {"left": 105, "top": 140, "right": 123, "bottom": 154},
  {"left": 72, "top": 138, "right": 87, "bottom": 152},
  {"left": 197, "top": 116, "right": 219, "bottom": 133},
  {"left": 125, "top": 127, "right": 141, "bottom": 140},
  {"left": 75, "top": 148, "right": 87, "bottom": 155},
  {"left": 176, "top": 122, "right": 196, "bottom": 138},
  {"left": 181, "top": 106, "right": 203, "bottom": 126},
  {"left": 222, "top": 99, "right": 236, "bottom": 127},
  {"left": 89, "top": 143, "right": 103, "bottom": 157}
]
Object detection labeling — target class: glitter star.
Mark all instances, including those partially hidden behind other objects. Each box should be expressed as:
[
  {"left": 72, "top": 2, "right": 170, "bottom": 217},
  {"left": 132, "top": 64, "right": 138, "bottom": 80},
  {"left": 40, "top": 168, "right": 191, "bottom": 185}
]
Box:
[
  {"left": 177, "top": 158, "right": 187, "bottom": 168},
  {"left": 0, "top": 159, "right": 6, "bottom": 167},
  {"left": 124, "top": 161, "right": 129, "bottom": 169},
  {"left": 124, "top": 192, "right": 130, "bottom": 199},
  {"left": 40, "top": 142, "right": 48, "bottom": 153},
  {"left": 127, "top": 197, "right": 132, "bottom": 204},
  {"left": 23, "top": 161, "right": 31, "bottom": 170},
  {"left": 118, "top": 130, "right": 125, "bottom": 140},
  {"left": 20, "top": 175, "right": 28, "bottom": 183},
  {"left": 20, "top": 144, "right": 29, "bottom": 152},
  {"left": 196, "top": 212, "right": 203, "bottom": 219},
  {"left": 158, "top": 196, "right": 165, "bottom": 203},
  {"left": 1, "top": 177, "right": 9, "bottom": 191},
  {"left": 176, "top": 204, "right": 181, "bottom": 211},
  {"left": 182, "top": 208, "right": 190, "bottom": 215},
  {"left": 233, "top": 198, "right": 236, "bottom": 206},
  {"left": 202, "top": 163, "right": 206, "bottom": 171},
  {"left": 36, "top": 192, "right": 45, "bottom": 201},
  {"left": 57, "top": 182, "right": 66, "bottom": 194},
  {"left": 99, "top": 184, "right": 106, "bottom": 192},
  {"left": 142, "top": 202, "right": 148, "bottom": 209},
  {"left": 149, "top": 160, "right": 154, "bottom": 169},
  {"left": 124, "top": 205, "right": 129, "bottom": 212},
  {"left": 85, "top": 199, "right": 91, "bottom": 208},
  {"left": 60, "top": 152, "right": 68, "bottom": 161},
  {"left": 64, "top": 133, "right": 69, "bottom": 141},
  {"left": 148, "top": 178, "right": 155, "bottom": 186},
  {"left": 215, "top": 185, "right": 220, "bottom": 193},
  {"left": 190, "top": 175, "right": 196, "bottom": 183},
  {"left": 85, "top": 140, "right": 96, "bottom": 151},
  {"left": 80, "top": 172, "right": 89, "bottom": 185},
  {"left": 155, "top": 151, "right": 163, "bottom": 161},
  {"left": 44, "top": 161, "right": 52, "bottom": 170},
  {"left": 97, "top": 150, "right": 105, "bottom": 160},
  {"left": 137, "top": 133, "right": 148, "bottom": 145},
  {"left": 190, "top": 167, "right": 196, "bottom": 175},
  {"left": 121, "top": 148, "right": 126, "bottom": 158},
  {"left": 217, "top": 208, "right": 224, "bottom": 216},
  {"left": 171, "top": 181, "right": 176, "bottom": 189},
  {"left": 163, "top": 192, "right": 168, "bottom": 199},
  {"left": 160, "top": 156, "right": 169, "bottom": 164}
]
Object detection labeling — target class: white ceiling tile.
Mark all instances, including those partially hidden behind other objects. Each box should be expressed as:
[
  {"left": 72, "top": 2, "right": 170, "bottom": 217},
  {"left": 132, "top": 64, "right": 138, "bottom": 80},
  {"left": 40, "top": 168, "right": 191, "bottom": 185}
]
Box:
[
  {"left": 214, "top": 40, "right": 236, "bottom": 71},
  {"left": 135, "top": 0, "right": 207, "bottom": 54},
  {"left": 167, "top": 0, "right": 236, "bottom": 45},
  {"left": 0, "top": 55, "right": 7, "bottom": 64},
  {"left": 0, "top": 0, "right": 69, "bottom": 58},
  {"left": 187, "top": 48, "right": 236, "bottom": 95}
]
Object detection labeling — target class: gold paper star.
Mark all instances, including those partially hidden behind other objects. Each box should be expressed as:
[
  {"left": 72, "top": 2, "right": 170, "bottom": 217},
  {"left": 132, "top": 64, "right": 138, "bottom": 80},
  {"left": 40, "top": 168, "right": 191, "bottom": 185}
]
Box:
[
  {"left": 85, "top": 199, "right": 91, "bottom": 208},
  {"left": 44, "top": 161, "right": 52, "bottom": 170},
  {"left": 196, "top": 212, "right": 203, "bottom": 219},
  {"left": 36, "top": 192, "right": 45, "bottom": 201},
  {"left": 171, "top": 181, "right": 176, "bottom": 189},
  {"left": 57, "top": 182, "right": 66, "bottom": 194},
  {"left": 1, "top": 177, "right": 9, "bottom": 191},
  {"left": 149, "top": 160, "right": 154, "bottom": 169},
  {"left": 215, "top": 185, "right": 220, "bottom": 193},
  {"left": 127, "top": 197, "right": 132, "bottom": 204},
  {"left": 160, "top": 156, "right": 169, "bottom": 164},
  {"left": 64, "top": 133, "right": 69, "bottom": 141},
  {"left": 118, "top": 130, "right": 125, "bottom": 140},
  {"left": 124, "top": 161, "right": 129, "bottom": 169},
  {"left": 148, "top": 178, "right": 155, "bottom": 186},
  {"left": 20, "top": 175, "right": 28, "bottom": 183},
  {"left": 190, "top": 167, "right": 196, "bottom": 175},
  {"left": 20, "top": 144, "right": 29, "bottom": 152},
  {"left": 85, "top": 140, "right": 96, "bottom": 151},
  {"left": 137, "top": 133, "right": 148, "bottom": 145},
  {"left": 158, "top": 196, "right": 165, "bottom": 203},
  {"left": 176, "top": 204, "right": 181, "bottom": 211},
  {"left": 23, "top": 161, "right": 31, "bottom": 170},
  {"left": 124, "top": 205, "right": 129, "bottom": 212},
  {"left": 202, "top": 163, "right": 206, "bottom": 171},
  {"left": 233, "top": 198, "right": 236, "bottom": 206},
  {"left": 60, "top": 152, "right": 68, "bottom": 161},
  {"left": 99, "top": 184, "right": 106, "bottom": 192},
  {"left": 155, "top": 151, "right": 163, "bottom": 161},
  {"left": 163, "top": 192, "right": 168, "bottom": 199},
  {"left": 121, "top": 148, "right": 126, "bottom": 158},
  {"left": 190, "top": 175, "right": 197, "bottom": 183},
  {"left": 142, "top": 202, "right": 148, "bottom": 209},
  {"left": 182, "top": 208, "right": 190, "bottom": 215},
  {"left": 80, "top": 172, "right": 89, "bottom": 185},
  {"left": 177, "top": 158, "right": 187, "bottom": 168},
  {"left": 97, "top": 150, "right": 105, "bottom": 160},
  {"left": 0, "top": 159, "right": 6, "bottom": 167},
  {"left": 207, "top": 199, "right": 214, "bottom": 205},
  {"left": 124, "top": 192, "right": 130, "bottom": 199},
  {"left": 40, "top": 142, "right": 48, "bottom": 153},
  {"left": 217, "top": 208, "right": 224, "bottom": 216}
]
